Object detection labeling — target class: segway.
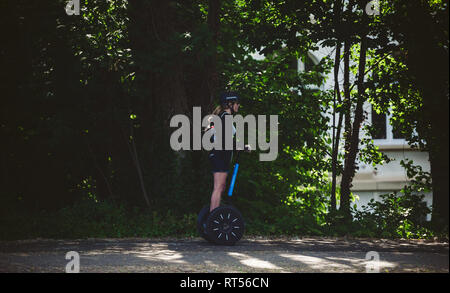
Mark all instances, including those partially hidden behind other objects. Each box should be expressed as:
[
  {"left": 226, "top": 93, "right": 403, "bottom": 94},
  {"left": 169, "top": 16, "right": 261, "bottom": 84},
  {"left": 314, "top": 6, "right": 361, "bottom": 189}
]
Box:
[{"left": 197, "top": 152, "right": 245, "bottom": 245}]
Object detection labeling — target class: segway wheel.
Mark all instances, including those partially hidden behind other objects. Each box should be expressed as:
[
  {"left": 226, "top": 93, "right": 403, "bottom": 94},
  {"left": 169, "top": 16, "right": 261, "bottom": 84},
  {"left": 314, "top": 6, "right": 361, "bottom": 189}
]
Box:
[
  {"left": 197, "top": 205, "right": 214, "bottom": 242},
  {"left": 206, "top": 206, "right": 245, "bottom": 246}
]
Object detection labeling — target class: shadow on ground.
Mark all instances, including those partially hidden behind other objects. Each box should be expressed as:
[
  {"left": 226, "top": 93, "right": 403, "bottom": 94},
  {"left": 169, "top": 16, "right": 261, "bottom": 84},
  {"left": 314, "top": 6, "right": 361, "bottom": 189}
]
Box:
[{"left": 0, "top": 237, "right": 448, "bottom": 273}]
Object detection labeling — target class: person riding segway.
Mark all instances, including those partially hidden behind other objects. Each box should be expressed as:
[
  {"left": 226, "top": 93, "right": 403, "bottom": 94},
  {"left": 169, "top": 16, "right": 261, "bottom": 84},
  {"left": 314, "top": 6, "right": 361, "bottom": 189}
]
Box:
[{"left": 197, "top": 92, "right": 250, "bottom": 245}]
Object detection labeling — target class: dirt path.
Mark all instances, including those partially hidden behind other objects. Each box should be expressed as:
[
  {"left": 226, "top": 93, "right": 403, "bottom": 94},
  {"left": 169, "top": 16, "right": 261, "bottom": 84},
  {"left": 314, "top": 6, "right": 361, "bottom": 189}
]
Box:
[{"left": 0, "top": 237, "right": 448, "bottom": 273}]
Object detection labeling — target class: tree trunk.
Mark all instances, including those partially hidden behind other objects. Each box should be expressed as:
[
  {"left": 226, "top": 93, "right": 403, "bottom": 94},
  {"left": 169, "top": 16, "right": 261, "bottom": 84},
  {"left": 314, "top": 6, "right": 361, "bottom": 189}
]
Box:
[
  {"left": 342, "top": 39, "right": 352, "bottom": 161},
  {"left": 339, "top": 35, "right": 368, "bottom": 220},
  {"left": 398, "top": 0, "right": 449, "bottom": 232},
  {"left": 330, "top": 42, "right": 342, "bottom": 212},
  {"left": 421, "top": 81, "right": 449, "bottom": 232},
  {"left": 339, "top": 39, "right": 352, "bottom": 210},
  {"left": 330, "top": 0, "right": 343, "bottom": 213},
  {"left": 429, "top": 131, "right": 449, "bottom": 232},
  {"left": 118, "top": 116, "right": 151, "bottom": 209},
  {"left": 205, "top": 0, "right": 221, "bottom": 109}
]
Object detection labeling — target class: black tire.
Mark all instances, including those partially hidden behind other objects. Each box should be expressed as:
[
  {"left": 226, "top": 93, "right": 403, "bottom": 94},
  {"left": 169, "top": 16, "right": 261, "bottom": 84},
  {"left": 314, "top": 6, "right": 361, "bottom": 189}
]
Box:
[
  {"left": 205, "top": 205, "right": 245, "bottom": 246},
  {"left": 197, "top": 205, "right": 214, "bottom": 242}
]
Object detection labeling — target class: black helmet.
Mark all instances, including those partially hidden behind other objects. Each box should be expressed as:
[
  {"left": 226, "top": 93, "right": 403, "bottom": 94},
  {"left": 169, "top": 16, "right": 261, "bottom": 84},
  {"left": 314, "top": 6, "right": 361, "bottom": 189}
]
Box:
[{"left": 219, "top": 91, "right": 240, "bottom": 105}]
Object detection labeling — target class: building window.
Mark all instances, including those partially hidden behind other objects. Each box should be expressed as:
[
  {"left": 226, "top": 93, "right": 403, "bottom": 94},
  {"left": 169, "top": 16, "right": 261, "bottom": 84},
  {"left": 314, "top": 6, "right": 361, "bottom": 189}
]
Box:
[
  {"left": 371, "top": 106, "right": 387, "bottom": 139},
  {"left": 302, "top": 54, "right": 315, "bottom": 72},
  {"left": 392, "top": 124, "right": 404, "bottom": 139},
  {"left": 298, "top": 52, "right": 317, "bottom": 73},
  {"left": 297, "top": 53, "right": 322, "bottom": 92},
  {"left": 371, "top": 105, "right": 405, "bottom": 141}
]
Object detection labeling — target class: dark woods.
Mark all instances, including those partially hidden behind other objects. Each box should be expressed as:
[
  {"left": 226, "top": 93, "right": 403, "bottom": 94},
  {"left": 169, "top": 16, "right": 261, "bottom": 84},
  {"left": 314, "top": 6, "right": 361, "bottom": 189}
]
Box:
[{"left": 0, "top": 0, "right": 448, "bottom": 239}]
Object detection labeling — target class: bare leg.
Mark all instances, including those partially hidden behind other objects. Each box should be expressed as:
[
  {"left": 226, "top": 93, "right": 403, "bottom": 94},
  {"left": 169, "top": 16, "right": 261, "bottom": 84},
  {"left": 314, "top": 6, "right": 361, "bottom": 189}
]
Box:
[{"left": 210, "top": 172, "right": 227, "bottom": 212}]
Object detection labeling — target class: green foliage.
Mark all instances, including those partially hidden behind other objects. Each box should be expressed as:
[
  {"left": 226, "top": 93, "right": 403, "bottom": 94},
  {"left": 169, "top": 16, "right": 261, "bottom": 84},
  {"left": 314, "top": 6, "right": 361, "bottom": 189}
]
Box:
[
  {"left": 359, "top": 130, "right": 392, "bottom": 168},
  {"left": 352, "top": 192, "right": 433, "bottom": 239},
  {"left": 1, "top": 0, "right": 447, "bottom": 241},
  {"left": 0, "top": 198, "right": 198, "bottom": 240},
  {"left": 0, "top": 187, "right": 436, "bottom": 240}
]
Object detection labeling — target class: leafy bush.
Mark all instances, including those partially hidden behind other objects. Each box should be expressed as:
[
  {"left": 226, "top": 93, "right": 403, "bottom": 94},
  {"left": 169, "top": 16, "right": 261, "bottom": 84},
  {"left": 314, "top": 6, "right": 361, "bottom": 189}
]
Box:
[
  {"left": 0, "top": 198, "right": 198, "bottom": 240},
  {"left": 352, "top": 191, "right": 433, "bottom": 239},
  {"left": 0, "top": 187, "right": 440, "bottom": 240},
  {"left": 242, "top": 186, "right": 329, "bottom": 236}
]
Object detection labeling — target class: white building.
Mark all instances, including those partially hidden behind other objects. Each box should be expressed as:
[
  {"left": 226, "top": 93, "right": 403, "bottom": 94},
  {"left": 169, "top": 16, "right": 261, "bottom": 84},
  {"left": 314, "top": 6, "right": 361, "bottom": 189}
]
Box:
[
  {"left": 252, "top": 46, "right": 432, "bottom": 218},
  {"left": 303, "top": 47, "right": 433, "bottom": 219}
]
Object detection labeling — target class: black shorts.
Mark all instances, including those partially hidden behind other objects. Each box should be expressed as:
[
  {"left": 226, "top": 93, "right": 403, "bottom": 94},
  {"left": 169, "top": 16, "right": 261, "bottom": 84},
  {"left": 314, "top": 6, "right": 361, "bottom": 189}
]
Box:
[{"left": 209, "top": 150, "right": 232, "bottom": 173}]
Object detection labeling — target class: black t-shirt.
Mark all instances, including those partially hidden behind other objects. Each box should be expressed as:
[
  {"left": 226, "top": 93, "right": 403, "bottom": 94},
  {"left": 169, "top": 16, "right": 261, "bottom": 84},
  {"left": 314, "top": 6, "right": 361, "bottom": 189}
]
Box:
[{"left": 209, "top": 111, "right": 237, "bottom": 152}]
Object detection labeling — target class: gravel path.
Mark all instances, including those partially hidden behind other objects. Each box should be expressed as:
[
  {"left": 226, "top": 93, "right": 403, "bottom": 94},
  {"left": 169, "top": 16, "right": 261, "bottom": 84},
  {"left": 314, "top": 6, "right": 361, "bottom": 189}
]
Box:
[{"left": 0, "top": 237, "right": 448, "bottom": 273}]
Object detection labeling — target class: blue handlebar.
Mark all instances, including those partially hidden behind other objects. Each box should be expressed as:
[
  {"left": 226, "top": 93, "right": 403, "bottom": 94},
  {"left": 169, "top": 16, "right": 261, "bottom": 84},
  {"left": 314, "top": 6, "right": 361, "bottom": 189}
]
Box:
[{"left": 228, "top": 163, "right": 239, "bottom": 197}]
